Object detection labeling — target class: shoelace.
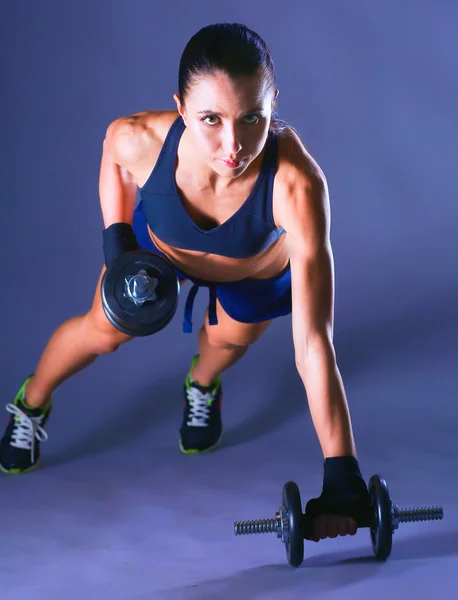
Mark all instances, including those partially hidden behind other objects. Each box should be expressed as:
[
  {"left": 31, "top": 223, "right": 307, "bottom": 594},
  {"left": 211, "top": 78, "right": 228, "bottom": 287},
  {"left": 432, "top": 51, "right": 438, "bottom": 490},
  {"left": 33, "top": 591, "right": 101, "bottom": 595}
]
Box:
[
  {"left": 5, "top": 404, "right": 48, "bottom": 464},
  {"left": 186, "top": 386, "right": 215, "bottom": 427}
]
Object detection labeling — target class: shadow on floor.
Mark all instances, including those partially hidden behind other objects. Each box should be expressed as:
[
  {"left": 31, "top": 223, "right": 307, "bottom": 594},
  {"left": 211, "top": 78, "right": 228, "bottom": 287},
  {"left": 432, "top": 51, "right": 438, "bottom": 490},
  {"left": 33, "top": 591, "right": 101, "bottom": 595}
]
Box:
[
  {"left": 155, "top": 530, "right": 457, "bottom": 600},
  {"left": 44, "top": 284, "right": 457, "bottom": 465}
]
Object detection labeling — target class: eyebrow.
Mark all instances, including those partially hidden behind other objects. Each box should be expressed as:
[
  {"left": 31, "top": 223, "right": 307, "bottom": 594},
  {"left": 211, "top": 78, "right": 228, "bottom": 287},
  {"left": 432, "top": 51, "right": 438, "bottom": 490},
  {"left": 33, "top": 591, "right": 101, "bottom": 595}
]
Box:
[{"left": 197, "top": 107, "right": 264, "bottom": 116}]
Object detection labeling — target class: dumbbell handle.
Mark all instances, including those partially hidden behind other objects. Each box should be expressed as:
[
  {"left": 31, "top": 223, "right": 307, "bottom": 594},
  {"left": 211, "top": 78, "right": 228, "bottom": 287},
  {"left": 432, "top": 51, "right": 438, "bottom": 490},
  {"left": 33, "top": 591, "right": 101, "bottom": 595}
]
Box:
[{"left": 234, "top": 504, "right": 443, "bottom": 537}]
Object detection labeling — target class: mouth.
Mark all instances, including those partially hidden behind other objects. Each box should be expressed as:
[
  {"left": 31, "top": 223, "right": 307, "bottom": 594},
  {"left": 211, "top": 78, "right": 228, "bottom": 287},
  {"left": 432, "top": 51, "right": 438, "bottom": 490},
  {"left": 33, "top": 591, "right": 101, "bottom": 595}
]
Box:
[{"left": 221, "top": 158, "right": 244, "bottom": 169}]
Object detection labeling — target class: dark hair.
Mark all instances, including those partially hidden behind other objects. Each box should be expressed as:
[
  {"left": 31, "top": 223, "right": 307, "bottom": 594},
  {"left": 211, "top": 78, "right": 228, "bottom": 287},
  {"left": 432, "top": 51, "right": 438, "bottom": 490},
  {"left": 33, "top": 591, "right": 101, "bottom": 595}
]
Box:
[{"left": 178, "top": 23, "right": 288, "bottom": 133}]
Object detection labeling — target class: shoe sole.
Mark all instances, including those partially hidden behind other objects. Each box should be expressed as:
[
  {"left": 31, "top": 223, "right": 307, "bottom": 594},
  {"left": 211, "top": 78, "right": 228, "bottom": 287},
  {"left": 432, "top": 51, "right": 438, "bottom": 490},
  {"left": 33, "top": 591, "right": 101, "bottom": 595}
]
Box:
[
  {"left": 0, "top": 459, "right": 41, "bottom": 475},
  {"left": 179, "top": 434, "right": 223, "bottom": 455}
]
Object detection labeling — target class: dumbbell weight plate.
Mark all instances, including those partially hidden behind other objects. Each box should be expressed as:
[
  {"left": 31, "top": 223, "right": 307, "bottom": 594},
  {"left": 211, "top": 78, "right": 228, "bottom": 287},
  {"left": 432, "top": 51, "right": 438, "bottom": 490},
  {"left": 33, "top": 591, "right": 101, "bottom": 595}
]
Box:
[
  {"left": 282, "top": 481, "right": 304, "bottom": 568},
  {"left": 368, "top": 474, "right": 393, "bottom": 561},
  {"left": 101, "top": 251, "right": 180, "bottom": 337}
]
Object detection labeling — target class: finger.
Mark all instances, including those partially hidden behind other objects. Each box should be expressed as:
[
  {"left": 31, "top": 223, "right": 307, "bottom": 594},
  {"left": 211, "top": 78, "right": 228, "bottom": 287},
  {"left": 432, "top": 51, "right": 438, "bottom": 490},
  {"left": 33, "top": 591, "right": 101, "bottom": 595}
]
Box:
[
  {"left": 306, "top": 518, "right": 320, "bottom": 542},
  {"left": 313, "top": 516, "right": 328, "bottom": 541},
  {"left": 338, "top": 517, "right": 349, "bottom": 537},
  {"left": 347, "top": 518, "right": 358, "bottom": 536},
  {"left": 325, "top": 515, "right": 340, "bottom": 539},
  {"left": 337, "top": 517, "right": 357, "bottom": 537}
]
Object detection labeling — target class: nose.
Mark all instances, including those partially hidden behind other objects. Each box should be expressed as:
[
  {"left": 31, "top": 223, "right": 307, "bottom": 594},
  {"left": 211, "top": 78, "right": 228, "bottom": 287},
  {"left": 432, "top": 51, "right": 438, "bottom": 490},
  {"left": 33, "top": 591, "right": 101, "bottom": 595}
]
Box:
[{"left": 222, "top": 125, "right": 242, "bottom": 157}]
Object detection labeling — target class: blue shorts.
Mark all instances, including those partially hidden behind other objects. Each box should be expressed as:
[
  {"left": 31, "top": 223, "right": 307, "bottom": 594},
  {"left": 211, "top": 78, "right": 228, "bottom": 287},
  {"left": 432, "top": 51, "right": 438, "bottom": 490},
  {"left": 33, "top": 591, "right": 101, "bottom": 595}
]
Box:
[{"left": 132, "top": 200, "right": 292, "bottom": 333}]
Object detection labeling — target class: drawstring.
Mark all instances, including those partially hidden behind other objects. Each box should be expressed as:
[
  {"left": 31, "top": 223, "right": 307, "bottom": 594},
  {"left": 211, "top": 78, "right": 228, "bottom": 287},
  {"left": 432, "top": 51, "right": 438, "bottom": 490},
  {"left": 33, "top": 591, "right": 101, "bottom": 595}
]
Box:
[{"left": 183, "top": 283, "right": 218, "bottom": 333}]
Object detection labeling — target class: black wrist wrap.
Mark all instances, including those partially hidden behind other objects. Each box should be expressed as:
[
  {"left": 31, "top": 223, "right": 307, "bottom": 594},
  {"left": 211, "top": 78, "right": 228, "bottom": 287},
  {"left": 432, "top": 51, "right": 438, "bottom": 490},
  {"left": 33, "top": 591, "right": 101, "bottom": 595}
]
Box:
[{"left": 102, "top": 222, "right": 139, "bottom": 267}]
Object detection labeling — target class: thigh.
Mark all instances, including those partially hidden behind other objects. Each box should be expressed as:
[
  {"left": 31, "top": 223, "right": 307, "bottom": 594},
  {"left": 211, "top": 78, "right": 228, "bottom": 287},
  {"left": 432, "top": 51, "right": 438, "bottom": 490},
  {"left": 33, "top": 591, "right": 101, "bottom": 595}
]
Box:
[
  {"left": 204, "top": 297, "right": 272, "bottom": 348},
  {"left": 87, "top": 265, "right": 134, "bottom": 343}
]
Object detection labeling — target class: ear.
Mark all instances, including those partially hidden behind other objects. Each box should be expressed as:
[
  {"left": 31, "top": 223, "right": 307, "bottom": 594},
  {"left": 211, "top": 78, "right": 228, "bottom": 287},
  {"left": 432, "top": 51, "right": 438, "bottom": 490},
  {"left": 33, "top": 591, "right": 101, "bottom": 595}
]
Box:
[
  {"left": 173, "top": 94, "right": 186, "bottom": 123},
  {"left": 272, "top": 88, "right": 279, "bottom": 110}
]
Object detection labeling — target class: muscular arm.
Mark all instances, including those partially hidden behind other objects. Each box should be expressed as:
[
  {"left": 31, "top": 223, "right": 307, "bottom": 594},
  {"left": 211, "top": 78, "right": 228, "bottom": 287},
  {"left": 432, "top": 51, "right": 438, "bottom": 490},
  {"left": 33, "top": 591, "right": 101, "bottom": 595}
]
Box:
[
  {"left": 278, "top": 134, "right": 357, "bottom": 459},
  {"left": 98, "top": 119, "right": 140, "bottom": 228}
]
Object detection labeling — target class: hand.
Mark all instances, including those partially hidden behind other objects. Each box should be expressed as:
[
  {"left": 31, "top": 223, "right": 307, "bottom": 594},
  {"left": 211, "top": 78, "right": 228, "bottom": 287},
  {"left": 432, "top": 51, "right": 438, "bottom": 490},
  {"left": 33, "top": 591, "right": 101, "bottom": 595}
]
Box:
[
  {"left": 308, "top": 513, "right": 358, "bottom": 543},
  {"left": 304, "top": 489, "right": 371, "bottom": 542},
  {"left": 304, "top": 456, "right": 371, "bottom": 542}
]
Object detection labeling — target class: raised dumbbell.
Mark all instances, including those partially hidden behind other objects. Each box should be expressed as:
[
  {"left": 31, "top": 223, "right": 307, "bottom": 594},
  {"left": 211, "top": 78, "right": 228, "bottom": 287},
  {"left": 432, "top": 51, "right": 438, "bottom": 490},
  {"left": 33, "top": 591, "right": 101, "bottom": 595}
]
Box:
[
  {"left": 101, "top": 250, "right": 180, "bottom": 337},
  {"left": 233, "top": 475, "right": 444, "bottom": 567}
]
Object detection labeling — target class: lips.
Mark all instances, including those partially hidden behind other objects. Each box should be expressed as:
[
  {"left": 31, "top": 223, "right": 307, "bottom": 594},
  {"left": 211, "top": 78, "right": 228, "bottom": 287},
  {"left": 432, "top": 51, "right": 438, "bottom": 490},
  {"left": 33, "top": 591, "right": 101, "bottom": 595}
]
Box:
[{"left": 222, "top": 159, "right": 243, "bottom": 168}]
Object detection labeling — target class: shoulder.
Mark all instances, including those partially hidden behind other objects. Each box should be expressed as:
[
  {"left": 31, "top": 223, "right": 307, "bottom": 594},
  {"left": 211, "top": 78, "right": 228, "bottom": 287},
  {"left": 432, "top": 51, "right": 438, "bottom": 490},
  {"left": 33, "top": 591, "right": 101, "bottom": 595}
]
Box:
[
  {"left": 275, "top": 125, "right": 327, "bottom": 198},
  {"left": 103, "top": 110, "right": 178, "bottom": 168},
  {"left": 273, "top": 125, "right": 330, "bottom": 242}
]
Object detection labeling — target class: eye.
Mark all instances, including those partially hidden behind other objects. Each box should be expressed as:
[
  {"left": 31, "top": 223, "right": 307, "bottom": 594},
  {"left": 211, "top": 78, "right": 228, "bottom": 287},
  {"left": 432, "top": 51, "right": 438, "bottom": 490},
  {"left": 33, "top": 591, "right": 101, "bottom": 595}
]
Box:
[
  {"left": 243, "top": 114, "right": 261, "bottom": 124},
  {"left": 202, "top": 115, "right": 220, "bottom": 126},
  {"left": 201, "top": 113, "right": 261, "bottom": 127}
]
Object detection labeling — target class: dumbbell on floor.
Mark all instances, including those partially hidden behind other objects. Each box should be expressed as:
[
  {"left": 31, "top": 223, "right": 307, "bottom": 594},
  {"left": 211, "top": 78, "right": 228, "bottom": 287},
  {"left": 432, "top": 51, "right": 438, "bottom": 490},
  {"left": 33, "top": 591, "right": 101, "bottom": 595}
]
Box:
[
  {"left": 101, "top": 250, "right": 180, "bottom": 336},
  {"left": 233, "top": 475, "right": 444, "bottom": 568}
]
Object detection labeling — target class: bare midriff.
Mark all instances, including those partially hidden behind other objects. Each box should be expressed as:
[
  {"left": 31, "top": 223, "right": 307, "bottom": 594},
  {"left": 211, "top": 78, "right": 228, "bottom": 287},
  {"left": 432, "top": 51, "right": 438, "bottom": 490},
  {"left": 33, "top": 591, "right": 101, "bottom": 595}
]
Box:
[{"left": 147, "top": 226, "right": 290, "bottom": 282}]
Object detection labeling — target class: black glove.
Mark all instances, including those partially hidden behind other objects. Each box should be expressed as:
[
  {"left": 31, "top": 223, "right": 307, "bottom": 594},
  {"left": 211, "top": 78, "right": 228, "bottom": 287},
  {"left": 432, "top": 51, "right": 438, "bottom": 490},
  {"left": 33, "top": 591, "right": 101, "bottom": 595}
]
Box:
[
  {"left": 304, "top": 456, "right": 372, "bottom": 538},
  {"left": 102, "top": 222, "right": 140, "bottom": 267}
]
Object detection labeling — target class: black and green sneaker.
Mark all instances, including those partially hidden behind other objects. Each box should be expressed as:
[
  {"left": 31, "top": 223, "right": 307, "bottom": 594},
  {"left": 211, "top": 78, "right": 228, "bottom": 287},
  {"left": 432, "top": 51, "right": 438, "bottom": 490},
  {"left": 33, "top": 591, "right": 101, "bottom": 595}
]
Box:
[
  {"left": 0, "top": 375, "right": 52, "bottom": 474},
  {"left": 179, "top": 355, "right": 223, "bottom": 454}
]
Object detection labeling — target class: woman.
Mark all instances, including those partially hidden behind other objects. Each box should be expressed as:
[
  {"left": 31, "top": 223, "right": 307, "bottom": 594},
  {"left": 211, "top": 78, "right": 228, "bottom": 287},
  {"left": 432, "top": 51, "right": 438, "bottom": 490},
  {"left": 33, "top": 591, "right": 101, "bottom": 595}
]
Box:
[{"left": 0, "top": 23, "right": 370, "bottom": 542}]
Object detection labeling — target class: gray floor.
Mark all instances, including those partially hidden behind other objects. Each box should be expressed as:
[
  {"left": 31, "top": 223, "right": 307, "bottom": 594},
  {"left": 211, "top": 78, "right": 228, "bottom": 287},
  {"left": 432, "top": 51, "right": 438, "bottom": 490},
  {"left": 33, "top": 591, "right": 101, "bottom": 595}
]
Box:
[
  {"left": 2, "top": 2, "right": 457, "bottom": 597},
  {"left": 1, "top": 282, "right": 456, "bottom": 600}
]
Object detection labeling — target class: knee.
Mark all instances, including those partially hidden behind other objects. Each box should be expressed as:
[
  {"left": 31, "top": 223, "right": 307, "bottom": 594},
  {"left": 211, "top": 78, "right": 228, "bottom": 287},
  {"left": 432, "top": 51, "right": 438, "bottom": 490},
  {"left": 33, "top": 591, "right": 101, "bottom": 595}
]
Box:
[
  {"left": 202, "top": 321, "right": 267, "bottom": 350},
  {"left": 198, "top": 323, "right": 235, "bottom": 350},
  {"left": 93, "top": 336, "right": 124, "bottom": 355},
  {"left": 81, "top": 312, "right": 132, "bottom": 355},
  {"left": 206, "top": 334, "right": 245, "bottom": 351}
]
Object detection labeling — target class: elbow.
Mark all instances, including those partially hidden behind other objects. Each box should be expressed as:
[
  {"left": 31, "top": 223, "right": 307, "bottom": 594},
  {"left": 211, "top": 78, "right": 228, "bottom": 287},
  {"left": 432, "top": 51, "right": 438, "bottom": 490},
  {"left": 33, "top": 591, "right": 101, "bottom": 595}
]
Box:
[{"left": 295, "top": 335, "right": 336, "bottom": 378}]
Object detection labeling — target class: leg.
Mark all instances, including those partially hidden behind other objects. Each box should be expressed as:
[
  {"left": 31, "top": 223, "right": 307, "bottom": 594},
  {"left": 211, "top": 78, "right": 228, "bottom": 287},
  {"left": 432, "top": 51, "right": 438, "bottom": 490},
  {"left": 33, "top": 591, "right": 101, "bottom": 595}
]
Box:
[
  {"left": 191, "top": 297, "right": 272, "bottom": 386},
  {"left": 179, "top": 298, "right": 271, "bottom": 454},
  {"left": 24, "top": 265, "right": 134, "bottom": 407}
]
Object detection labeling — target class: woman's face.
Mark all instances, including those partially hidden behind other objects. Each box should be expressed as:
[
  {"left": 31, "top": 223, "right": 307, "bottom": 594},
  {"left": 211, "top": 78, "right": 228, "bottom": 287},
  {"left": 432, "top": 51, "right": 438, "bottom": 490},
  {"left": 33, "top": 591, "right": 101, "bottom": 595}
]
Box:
[{"left": 174, "top": 70, "right": 278, "bottom": 179}]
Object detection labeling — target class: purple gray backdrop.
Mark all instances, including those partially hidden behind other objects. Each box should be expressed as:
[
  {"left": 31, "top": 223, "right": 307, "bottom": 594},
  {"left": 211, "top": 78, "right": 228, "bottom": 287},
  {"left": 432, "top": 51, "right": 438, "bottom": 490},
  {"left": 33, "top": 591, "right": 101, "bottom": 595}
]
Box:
[{"left": 1, "top": 1, "right": 457, "bottom": 598}]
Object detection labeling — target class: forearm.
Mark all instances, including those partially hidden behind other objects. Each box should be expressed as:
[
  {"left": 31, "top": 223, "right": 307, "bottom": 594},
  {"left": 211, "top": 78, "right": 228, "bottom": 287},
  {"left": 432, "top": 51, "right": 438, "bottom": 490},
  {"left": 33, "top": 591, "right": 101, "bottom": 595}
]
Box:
[{"left": 297, "top": 343, "right": 357, "bottom": 459}]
